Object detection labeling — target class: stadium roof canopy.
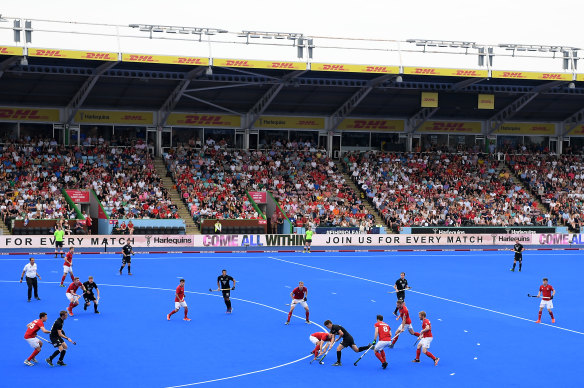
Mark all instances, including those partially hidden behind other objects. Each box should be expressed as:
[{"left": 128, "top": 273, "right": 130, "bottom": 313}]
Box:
[{"left": 1, "top": 51, "right": 584, "bottom": 124}]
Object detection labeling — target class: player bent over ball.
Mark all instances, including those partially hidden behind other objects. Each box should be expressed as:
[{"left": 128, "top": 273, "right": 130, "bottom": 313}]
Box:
[
  {"left": 167, "top": 279, "right": 190, "bottom": 321},
  {"left": 412, "top": 311, "right": 439, "bottom": 366},
  {"left": 324, "top": 320, "right": 370, "bottom": 366},
  {"left": 309, "top": 332, "right": 333, "bottom": 360}
]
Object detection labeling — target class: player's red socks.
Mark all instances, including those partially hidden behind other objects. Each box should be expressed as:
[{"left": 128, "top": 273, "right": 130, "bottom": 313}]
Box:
[
  {"left": 414, "top": 332, "right": 420, "bottom": 336},
  {"left": 549, "top": 311, "right": 554, "bottom": 319},
  {"left": 391, "top": 336, "right": 398, "bottom": 345},
  {"left": 60, "top": 275, "right": 66, "bottom": 285},
  {"left": 305, "top": 311, "right": 309, "bottom": 321},
  {"left": 313, "top": 344, "right": 320, "bottom": 355},
  {"left": 287, "top": 311, "right": 292, "bottom": 322},
  {"left": 70, "top": 273, "right": 75, "bottom": 282},
  {"left": 380, "top": 350, "right": 386, "bottom": 363},
  {"left": 184, "top": 309, "right": 188, "bottom": 318},
  {"left": 538, "top": 311, "right": 543, "bottom": 320},
  {"left": 375, "top": 351, "right": 384, "bottom": 363},
  {"left": 168, "top": 310, "right": 177, "bottom": 317},
  {"left": 426, "top": 351, "right": 436, "bottom": 361},
  {"left": 28, "top": 348, "right": 40, "bottom": 361},
  {"left": 416, "top": 348, "right": 421, "bottom": 359}
]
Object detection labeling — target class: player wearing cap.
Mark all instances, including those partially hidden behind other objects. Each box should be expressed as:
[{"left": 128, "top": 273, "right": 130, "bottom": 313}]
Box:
[
  {"left": 390, "top": 299, "right": 419, "bottom": 348},
  {"left": 285, "top": 281, "right": 309, "bottom": 325},
  {"left": 536, "top": 278, "right": 556, "bottom": 323},
  {"left": 167, "top": 279, "right": 190, "bottom": 321},
  {"left": 412, "top": 311, "right": 439, "bottom": 366},
  {"left": 59, "top": 247, "right": 75, "bottom": 287},
  {"left": 23, "top": 312, "right": 51, "bottom": 366}
]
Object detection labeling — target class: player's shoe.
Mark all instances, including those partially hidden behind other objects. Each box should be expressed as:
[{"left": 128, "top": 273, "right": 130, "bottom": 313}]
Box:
[
  {"left": 535, "top": 319, "right": 541, "bottom": 323},
  {"left": 128, "top": 273, "right": 133, "bottom": 276},
  {"left": 305, "top": 320, "right": 310, "bottom": 324},
  {"left": 94, "top": 310, "right": 100, "bottom": 314},
  {"left": 24, "top": 360, "right": 33, "bottom": 366},
  {"left": 59, "top": 284, "right": 65, "bottom": 287},
  {"left": 67, "top": 308, "right": 74, "bottom": 316},
  {"left": 510, "top": 269, "right": 514, "bottom": 272},
  {"left": 434, "top": 357, "right": 440, "bottom": 366},
  {"left": 27, "top": 299, "right": 31, "bottom": 302},
  {"left": 332, "top": 361, "right": 342, "bottom": 366},
  {"left": 183, "top": 317, "right": 191, "bottom": 321},
  {"left": 285, "top": 321, "right": 290, "bottom": 325},
  {"left": 56, "top": 360, "right": 67, "bottom": 366},
  {"left": 84, "top": 303, "right": 88, "bottom": 311},
  {"left": 551, "top": 318, "right": 556, "bottom": 323},
  {"left": 167, "top": 314, "right": 171, "bottom": 321},
  {"left": 35, "top": 297, "right": 40, "bottom": 301},
  {"left": 31, "top": 358, "right": 38, "bottom": 363},
  {"left": 412, "top": 359, "right": 420, "bottom": 363},
  {"left": 119, "top": 271, "right": 122, "bottom": 275},
  {"left": 382, "top": 362, "right": 388, "bottom": 369},
  {"left": 46, "top": 358, "right": 53, "bottom": 367},
  {"left": 389, "top": 344, "right": 394, "bottom": 349}
]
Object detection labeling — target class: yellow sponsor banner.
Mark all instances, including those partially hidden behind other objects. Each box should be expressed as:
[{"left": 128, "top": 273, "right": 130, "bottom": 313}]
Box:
[
  {"left": 0, "top": 107, "right": 60, "bottom": 122},
  {"left": 404, "top": 67, "right": 487, "bottom": 77},
  {"left": 478, "top": 94, "right": 495, "bottom": 110},
  {"left": 214, "top": 58, "right": 306, "bottom": 70},
  {"left": 122, "top": 53, "right": 209, "bottom": 66},
  {"left": 28, "top": 48, "right": 117, "bottom": 61},
  {"left": 576, "top": 74, "right": 584, "bottom": 82},
  {"left": 568, "top": 125, "right": 584, "bottom": 136},
  {"left": 418, "top": 121, "right": 482, "bottom": 134},
  {"left": 0, "top": 46, "right": 24, "bottom": 56},
  {"left": 167, "top": 113, "right": 241, "bottom": 127},
  {"left": 338, "top": 119, "right": 404, "bottom": 132},
  {"left": 75, "top": 110, "right": 153, "bottom": 125},
  {"left": 256, "top": 116, "right": 325, "bottom": 129},
  {"left": 495, "top": 122, "right": 555, "bottom": 135},
  {"left": 311, "top": 63, "right": 399, "bottom": 74},
  {"left": 492, "top": 70, "right": 572, "bottom": 81},
  {"left": 421, "top": 92, "right": 438, "bottom": 108}
]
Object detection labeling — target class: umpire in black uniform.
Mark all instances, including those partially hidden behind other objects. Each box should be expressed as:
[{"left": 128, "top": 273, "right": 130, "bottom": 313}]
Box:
[{"left": 393, "top": 272, "right": 409, "bottom": 316}]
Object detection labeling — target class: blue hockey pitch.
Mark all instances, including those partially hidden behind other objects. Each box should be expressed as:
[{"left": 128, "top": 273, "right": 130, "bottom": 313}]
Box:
[{"left": 1, "top": 250, "right": 582, "bottom": 387}]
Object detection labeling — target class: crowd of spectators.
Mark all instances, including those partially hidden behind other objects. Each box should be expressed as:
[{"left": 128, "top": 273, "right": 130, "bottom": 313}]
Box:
[
  {"left": 345, "top": 151, "right": 547, "bottom": 231},
  {"left": 508, "top": 153, "right": 584, "bottom": 231}
]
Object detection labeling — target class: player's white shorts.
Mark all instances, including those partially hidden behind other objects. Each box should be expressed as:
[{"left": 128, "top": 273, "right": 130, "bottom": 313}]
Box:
[
  {"left": 400, "top": 323, "right": 413, "bottom": 331},
  {"left": 291, "top": 299, "right": 308, "bottom": 309},
  {"left": 540, "top": 299, "right": 554, "bottom": 309},
  {"left": 419, "top": 337, "right": 433, "bottom": 349},
  {"left": 63, "top": 265, "right": 73, "bottom": 274},
  {"left": 25, "top": 337, "right": 41, "bottom": 349},
  {"left": 374, "top": 340, "right": 391, "bottom": 352},
  {"left": 309, "top": 335, "right": 320, "bottom": 345},
  {"left": 175, "top": 301, "right": 187, "bottom": 309},
  {"left": 66, "top": 293, "right": 78, "bottom": 302}
]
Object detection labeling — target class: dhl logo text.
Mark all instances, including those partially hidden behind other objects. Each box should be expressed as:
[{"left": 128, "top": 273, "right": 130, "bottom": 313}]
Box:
[
  {"left": 542, "top": 74, "right": 563, "bottom": 80},
  {"left": 413, "top": 68, "right": 439, "bottom": 75},
  {"left": 0, "top": 109, "right": 44, "bottom": 120},
  {"left": 33, "top": 50, "right": 63, "bottom": 57},
  {"left": 0, "top": 48, "right": 9, "bottom": 54},
  {"left": 321, "top": 65, "right": 346, "bottom": 71},
  {"left": 225, "top": 60, "right": 251, "bottom": 67},
  {"left": 183, "top": 115, "right": 230, "bottom": 125},
  {"left": 502, "top": 72, "right": 526, "bottom": 78},
  {"left": 352, "top": 120, "right": 392, "bottom": 130},
  {"left": 121, "top": 115, "right": 146, "bottom": 121},
  {"left": 128, "top": 55, "right": 156, "bottom": 62},
  {"left": 177, "top": 57, "right": 204, "bottom": 64},
  {"left": 365, "top": 66, "right": 391, "bottom": 73},
  {"left": 271, "top": 62, "right": 295, "bottom": 69},
  {"left": 84, "top": 53, "right": 114, "bottom": 60},
  {"left": 428, "top": 123, "right": 471, "bottom": 132},
  {"left": 297, "top": 120, "right": 317, "bottom": 126},
  {"left": 455, "top": 70, "right": 480, "bottom": 76}
]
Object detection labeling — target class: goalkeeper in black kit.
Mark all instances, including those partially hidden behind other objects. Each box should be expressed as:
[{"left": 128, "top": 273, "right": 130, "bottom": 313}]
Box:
[{"left": 120, "top": 242, "right": 134, "bottom": 275}]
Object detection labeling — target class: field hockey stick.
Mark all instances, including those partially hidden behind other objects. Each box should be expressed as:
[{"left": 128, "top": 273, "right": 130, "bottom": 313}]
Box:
[
  {"left": 37, "top": 336, "right": 50, "bottom": 344},
  {"left": 354, "top": 343, "right": 375, "bottom": 366},
  {"left": 388, "top": 287, "right": 412, "bottom": 294},
  {"left": 311, "top": 340, "right": 333, "bottom": 363},
  {"left": 208, "top": 288, "right": 233, "bottom": 292},
  {"left": 318, "top": 339, "right": 340, "bottom": 364},
  {"left": 413, "top": 337, "right": 421, "bottom": 347},
  {"left": 527, "top": 293, "right": 539, "bottom": 298}
]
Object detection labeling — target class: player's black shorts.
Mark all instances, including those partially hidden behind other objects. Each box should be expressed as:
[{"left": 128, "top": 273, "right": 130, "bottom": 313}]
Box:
[
  {"left": 514, "top": 254, "right": 523, "bottom": 261},
  {"left": 84, "top": 294, "right": 96, "bottom": 303},
  {"left": 222, "top": 291, "right": 231, "bottom": 299},
  {"left": 122, "top": 255, "right": 131, "bottom": 264},
  {"left": 55, "top": 241, "right": 64, "bottom": 248},
  {"left": 341, "top": 334, "right": 355, "bottom": 348},
  {"left": 305, "top": 239, "right": 312, "bottom": 243},
  {"left": 50, "top": 336, "right": 64, "bottom": 348},
  {"left": 396, "top": 291, "right": 406, "bottom": 300}
]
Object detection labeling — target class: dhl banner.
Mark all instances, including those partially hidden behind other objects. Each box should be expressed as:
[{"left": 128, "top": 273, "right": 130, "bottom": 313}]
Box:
[
  {"left": 213, "top": 58, "right": 306, "bottom": 70},
  {"left": 0, "top": 46, "right": 24, "bottom": 56},
  {"left": 256, "top": 116, "right": 325, "bottom": 129},
  {"left": 492, "top": 70, "right": 572, "bottom": 81},
  {"left": 28, "top": 48, "right": 117, "bottom": 61},
  {"left": 311, "top": 63, "right": 399, "bottom": 74},
  {"left": 421, "top": 92, "right": 438, "bottom": 108},
  {"left": 122, "top": 53, "right": 209, "bottom": 66},
  {"left": 418, "top": 121, "right": 482, "bottom": 134},
  {"left": 495, "top": 122, "right": 556, "bottom": 135},
  {"left": 568, "top": 125, "right": 584, "bottom": 136},
  {"left": 74, "top": 110, "right": 153, "bottom": 125},
  {"left": 576, "top": 74, "right": 584, "bottom": 82},
  {"left": 0, "top": 107, "right": 60, "bottom": 122},
  {"left": 404, "top": 67, "right": 487, "bottom": 77},
  {"left": 338, "top": 119, "right": 404, "bottom": 132},
  {"left": 478, "top": 94, "right": 495, "bottom": 110},
  {"left": 167, "top": 113, "right": 242, "bottom": 128}
]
